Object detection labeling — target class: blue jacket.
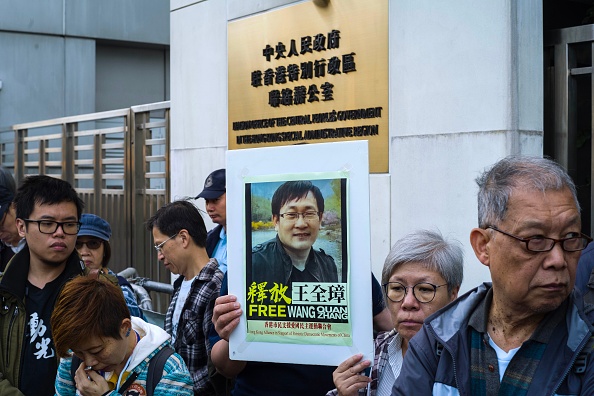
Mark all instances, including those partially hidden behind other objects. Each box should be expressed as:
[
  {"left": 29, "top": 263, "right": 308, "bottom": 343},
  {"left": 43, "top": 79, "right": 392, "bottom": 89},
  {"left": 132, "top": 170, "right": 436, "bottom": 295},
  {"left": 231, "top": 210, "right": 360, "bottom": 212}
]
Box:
[
  {"left": 576, "top": 242, "right": 594, "bottom": 293},
  {"left": 392, "top": 283, "right": 594, "bottom": 396}
]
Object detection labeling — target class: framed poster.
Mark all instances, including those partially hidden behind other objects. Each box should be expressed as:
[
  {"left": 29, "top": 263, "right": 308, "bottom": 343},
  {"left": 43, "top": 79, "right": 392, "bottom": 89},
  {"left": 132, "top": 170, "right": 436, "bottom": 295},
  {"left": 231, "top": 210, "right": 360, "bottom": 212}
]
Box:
[{"left": 226, "top": 141, "right": 372, "bottom": 366}]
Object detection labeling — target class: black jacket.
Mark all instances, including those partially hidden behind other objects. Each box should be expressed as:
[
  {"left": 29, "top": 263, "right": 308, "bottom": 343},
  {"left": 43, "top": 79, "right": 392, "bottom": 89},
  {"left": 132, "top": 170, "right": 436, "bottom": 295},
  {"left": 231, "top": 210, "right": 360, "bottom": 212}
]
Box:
[
  {"left": 0, "top": 243, "right": 14, "bottom": 273},
  {"left": 0, "top": 246, "right": 85, "bottom": 395},
  {"left": 251, "top": 235, "right": 337, "bottom": 285}
]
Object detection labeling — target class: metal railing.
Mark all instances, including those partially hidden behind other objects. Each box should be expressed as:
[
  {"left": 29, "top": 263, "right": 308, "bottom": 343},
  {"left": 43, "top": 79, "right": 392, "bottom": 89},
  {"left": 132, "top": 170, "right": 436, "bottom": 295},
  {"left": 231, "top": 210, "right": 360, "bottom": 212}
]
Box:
[{"left": 2, "top": 102, "right": 171, "bottom": 312}]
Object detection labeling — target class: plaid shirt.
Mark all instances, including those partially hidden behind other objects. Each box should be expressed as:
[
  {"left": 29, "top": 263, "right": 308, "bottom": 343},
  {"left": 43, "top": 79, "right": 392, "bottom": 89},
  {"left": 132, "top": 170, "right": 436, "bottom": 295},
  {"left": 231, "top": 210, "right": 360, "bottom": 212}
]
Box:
[
  {"left": 326, "top": 330, "right": 399, "bottom": 396},
  {"left": 468, "top": 288, "right": 566, "bottom": 395},
  {"left": 165, "top": 258, "right": 223, "bottom": 395}
]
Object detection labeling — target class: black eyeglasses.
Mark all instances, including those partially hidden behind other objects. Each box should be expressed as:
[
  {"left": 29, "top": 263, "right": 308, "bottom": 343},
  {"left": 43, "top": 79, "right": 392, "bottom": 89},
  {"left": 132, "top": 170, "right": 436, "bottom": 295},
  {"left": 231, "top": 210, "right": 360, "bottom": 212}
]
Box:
[
  {"left": 382, "top": 282, "right": 448, "bottom": 303},
  {"left": 486, "top": 225, "right": 592, "bottom": 252},
  {"left": 24, "top": 219, "right": 81, "bottom": 235},
  {"left": 75, "top": 239, "right": 103, "bottom": 250}
]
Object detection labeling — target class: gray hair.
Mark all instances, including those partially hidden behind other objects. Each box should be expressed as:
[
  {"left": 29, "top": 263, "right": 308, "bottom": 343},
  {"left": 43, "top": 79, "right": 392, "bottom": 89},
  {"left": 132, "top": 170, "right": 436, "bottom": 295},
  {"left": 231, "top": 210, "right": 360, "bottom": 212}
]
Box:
[
  {"left": 476, "top": 156, "right": 579, "bottom": 228},
  {"left": 381, "top": 229, "right": 464, "bottom": 295}
]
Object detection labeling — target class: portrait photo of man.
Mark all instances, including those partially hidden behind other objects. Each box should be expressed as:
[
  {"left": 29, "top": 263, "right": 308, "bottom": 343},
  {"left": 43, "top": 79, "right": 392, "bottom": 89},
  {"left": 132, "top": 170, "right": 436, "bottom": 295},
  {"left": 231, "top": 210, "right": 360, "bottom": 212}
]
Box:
[{"left": 247, "top": 179, "right": 347, "bottom": 289}]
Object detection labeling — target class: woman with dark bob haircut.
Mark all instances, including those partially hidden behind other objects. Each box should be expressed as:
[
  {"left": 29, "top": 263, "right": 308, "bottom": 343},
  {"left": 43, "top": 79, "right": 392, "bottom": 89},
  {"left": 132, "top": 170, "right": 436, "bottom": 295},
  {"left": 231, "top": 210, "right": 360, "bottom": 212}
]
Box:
[
  {"left": 52, "top": 276, "right": 193, "bottom": 396},
  {"left": 76, "top": 213, "right": 144, "bottom": 319}
]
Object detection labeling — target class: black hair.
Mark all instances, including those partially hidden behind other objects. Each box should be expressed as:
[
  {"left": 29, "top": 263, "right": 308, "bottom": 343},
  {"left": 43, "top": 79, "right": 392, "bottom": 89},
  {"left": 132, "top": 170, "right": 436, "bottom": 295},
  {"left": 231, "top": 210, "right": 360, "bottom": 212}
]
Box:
[
  {"left": 271, "top": 180, "right": 324, "bottom": 216},
  {"left": 146, "top": 199, "right": 207, "bottom": 247},
  {"left": 14, "top": 175, "right": 84, "bottom": 220}
]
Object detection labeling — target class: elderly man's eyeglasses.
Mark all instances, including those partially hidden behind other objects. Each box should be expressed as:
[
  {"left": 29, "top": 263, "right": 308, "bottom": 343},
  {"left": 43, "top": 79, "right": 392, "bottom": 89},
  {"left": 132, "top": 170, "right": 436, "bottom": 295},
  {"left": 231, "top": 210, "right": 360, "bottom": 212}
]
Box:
[
  {"left": 24, "top": 219, "right": 81, "bottom": 235},
  {"left": 279, "top": 211, "right": 320, "bottom": 222},
  {"left": 154, "top": 233, "right": 178, "bottom": 253},
  {"left": 486, "top": 225, "right": 592, "bottom": 252},
  {"left": 383, "top": 282, "right": 447, "bottom": 303}
]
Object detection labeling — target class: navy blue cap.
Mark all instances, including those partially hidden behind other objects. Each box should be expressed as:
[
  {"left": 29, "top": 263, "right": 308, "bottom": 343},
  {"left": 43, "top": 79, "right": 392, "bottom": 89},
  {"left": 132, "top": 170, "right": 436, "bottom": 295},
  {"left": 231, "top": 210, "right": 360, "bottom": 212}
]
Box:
[
  {"left": 79, "top": 214, "right": 111, "bottom": 241},
  {"left": 195, "top": 169, "right": 226, "bottom": 200}
]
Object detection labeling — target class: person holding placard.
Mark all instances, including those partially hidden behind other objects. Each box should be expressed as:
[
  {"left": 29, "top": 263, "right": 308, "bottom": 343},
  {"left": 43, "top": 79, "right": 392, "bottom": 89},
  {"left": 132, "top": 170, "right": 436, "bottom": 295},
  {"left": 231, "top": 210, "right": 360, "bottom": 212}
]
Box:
[
  {"left": 210, "top": 178, "right": 391, "bottom": 395},
  {"left": 327, "top": 229, "right": 463, "bottom": 396}
]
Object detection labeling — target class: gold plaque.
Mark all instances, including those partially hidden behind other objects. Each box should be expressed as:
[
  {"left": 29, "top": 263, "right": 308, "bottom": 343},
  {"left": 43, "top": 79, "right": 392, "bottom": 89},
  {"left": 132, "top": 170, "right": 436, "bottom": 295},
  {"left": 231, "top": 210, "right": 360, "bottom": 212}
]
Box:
[{"left": 228, "top": 0, "right": 388, "bottom": 173}]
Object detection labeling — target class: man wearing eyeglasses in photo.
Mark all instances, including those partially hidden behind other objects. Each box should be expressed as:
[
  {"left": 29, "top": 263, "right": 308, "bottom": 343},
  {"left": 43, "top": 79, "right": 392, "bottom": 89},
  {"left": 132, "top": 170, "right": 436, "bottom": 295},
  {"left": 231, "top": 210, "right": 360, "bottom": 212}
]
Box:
[
  {"left": 251, "top": 180, "right": 338, "bottom": 285},
  {"left": 0, "top": 175, "right": 86, "bottom": 396},
  {"left": 393, "top": 156, "right": 594, "bottom": 395},
  {"left": 147, "top": 200, "right": 224, "bottom": 396}
]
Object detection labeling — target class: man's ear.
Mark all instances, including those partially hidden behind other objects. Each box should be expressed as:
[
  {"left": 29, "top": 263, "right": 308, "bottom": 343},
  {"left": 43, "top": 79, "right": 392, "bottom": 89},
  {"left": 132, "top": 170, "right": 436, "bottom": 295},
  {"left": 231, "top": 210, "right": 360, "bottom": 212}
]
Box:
[
  {"left": 273, "top": 215, "right": 279, "bottom": 232},
  {"left": 470, "top": 228, "right": 491, "bottom": 268},
  {"left": 16, "top": 218, "right": 26, "bottom": 238},
  {"left": 178, "top": 229, "right": 190, "bottom": 248}
]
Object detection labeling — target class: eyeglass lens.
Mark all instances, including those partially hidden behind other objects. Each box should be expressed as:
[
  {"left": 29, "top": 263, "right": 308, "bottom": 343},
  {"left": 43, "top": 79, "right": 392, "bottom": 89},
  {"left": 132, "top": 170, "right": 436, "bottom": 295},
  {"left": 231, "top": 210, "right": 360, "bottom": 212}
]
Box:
[
  {"left": 155, "top": 233, "right": 177, "bottom": 252},
  {"left": 385, "top": 282, "right": 438, "bottom": 303},
  {"left": 28, "top": 220, "right": 80, "bottom": 235},
  {"left": 75, "top": 240, "right": 103, "bottom": 250},
  {"left": 281, "top": 211, "right": 319, "bottom": 221}
]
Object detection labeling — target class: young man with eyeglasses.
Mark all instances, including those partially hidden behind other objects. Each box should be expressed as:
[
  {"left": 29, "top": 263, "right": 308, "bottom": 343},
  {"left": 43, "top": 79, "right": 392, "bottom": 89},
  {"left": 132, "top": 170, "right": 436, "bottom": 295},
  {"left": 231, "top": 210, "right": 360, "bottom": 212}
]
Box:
[
  {"left": 0, "top": 175, "right": 86, "bottom": 395},
  {"left": 147, "top": 200, "right": 224, "bottom": 396},
  {"left": 393, "top": 156, "right": 594, "bottom": 395},
  {"left": 328, "top": 229, "right": 463, "bottom": 396}
]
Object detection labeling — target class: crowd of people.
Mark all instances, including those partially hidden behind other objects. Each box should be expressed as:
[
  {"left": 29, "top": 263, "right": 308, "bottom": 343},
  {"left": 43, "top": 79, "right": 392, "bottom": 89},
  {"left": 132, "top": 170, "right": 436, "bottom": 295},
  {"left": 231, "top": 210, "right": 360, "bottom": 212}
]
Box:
[{"left": 0, "top": 155, "right": 593, "bottom": 396}]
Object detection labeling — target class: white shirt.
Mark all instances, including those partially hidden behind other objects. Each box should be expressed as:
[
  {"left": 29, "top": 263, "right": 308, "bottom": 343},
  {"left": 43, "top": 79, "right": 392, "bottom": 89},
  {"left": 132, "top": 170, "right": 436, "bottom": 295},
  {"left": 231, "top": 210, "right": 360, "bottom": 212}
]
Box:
[
  {"left": 11, "top": 238, "right": 26, "bottom": 254},
  {"left": 171, "top": 276, "right": 196, "bottom": 344},
  {"left": 377, "top": 333, "right": 404, "bottom": 396},
  {"left": 489, "top": 337, "right": 520, "bottom": 381}
]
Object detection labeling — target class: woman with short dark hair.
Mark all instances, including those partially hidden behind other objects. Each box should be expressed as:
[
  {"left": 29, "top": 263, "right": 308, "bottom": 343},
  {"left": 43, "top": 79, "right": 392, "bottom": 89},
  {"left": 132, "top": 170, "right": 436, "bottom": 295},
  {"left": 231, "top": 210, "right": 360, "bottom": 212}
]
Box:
[{"left": 52, "top": 275, "right": 193, "bottom": 396}]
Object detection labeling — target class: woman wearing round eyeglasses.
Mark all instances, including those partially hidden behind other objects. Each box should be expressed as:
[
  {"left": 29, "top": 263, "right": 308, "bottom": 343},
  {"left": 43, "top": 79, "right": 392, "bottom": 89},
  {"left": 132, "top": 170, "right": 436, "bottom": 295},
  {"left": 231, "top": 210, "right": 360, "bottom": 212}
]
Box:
[
  {"left": 327, "top": 230, "right": 464, "bottom": 396},
  {"left": 77, "top": 214, "right": 144, "bottom": 319}
]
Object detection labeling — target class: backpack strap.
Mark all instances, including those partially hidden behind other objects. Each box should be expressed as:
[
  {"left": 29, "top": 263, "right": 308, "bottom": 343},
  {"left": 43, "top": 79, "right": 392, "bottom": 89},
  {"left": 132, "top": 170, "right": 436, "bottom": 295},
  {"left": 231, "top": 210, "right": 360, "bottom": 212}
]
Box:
[
  {"left": 146, "top": 346, "right": 175, "bottom": 396},
  {"left": 82, "top": 266, "right": 120, "bottom": 287}
]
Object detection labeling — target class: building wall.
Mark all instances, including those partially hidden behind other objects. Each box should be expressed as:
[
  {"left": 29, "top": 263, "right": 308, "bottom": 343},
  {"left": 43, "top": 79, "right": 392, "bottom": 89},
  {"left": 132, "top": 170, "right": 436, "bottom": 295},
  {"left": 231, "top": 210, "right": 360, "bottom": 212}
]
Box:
[
  {"left": 0, "top": 0, "right": 170, "bottom": 127},
  {"left": 170, "top": 0, "right": 544, "bottom": 292}
]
